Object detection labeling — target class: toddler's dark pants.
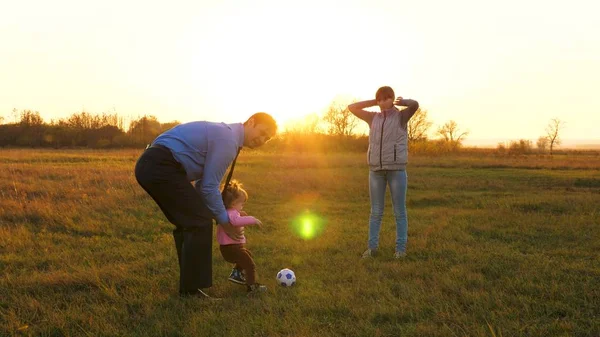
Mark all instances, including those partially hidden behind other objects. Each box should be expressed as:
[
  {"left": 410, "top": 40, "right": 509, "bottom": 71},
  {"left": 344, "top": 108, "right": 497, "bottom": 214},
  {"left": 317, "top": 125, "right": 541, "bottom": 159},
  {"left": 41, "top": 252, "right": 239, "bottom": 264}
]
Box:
[{"left": 220, "top": 244, "right": 257, "bottom": 285}]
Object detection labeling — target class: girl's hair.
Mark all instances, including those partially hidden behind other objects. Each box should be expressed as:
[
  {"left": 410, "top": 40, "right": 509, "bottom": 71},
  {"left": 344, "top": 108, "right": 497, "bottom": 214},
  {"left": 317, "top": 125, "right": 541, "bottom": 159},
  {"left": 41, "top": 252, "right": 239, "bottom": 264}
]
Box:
[
  {"left": 222, "top": 179, "right": 248, "bottom": 208},
  {"left": 375, "top": 86, "right": 395, "bottom": 101}
]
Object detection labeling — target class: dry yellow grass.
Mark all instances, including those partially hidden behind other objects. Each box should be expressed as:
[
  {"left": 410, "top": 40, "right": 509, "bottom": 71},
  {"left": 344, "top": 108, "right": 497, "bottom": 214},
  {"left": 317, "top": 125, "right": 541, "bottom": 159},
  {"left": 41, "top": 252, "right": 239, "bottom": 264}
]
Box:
[{"left": 1, "top": 148, "right": 598, "bottom": 336}]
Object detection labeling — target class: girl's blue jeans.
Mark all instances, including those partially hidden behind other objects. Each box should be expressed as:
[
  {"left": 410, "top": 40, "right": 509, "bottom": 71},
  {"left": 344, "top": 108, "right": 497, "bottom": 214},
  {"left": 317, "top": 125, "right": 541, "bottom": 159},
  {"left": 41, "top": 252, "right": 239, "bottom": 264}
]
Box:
[{"left": 368, "top": 169, "right": 408, "bottom": 253}]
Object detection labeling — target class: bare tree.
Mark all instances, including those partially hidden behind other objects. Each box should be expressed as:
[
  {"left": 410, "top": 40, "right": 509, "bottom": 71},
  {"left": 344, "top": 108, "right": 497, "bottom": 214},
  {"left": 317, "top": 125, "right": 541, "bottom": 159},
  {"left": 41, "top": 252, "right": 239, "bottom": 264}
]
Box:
[
  {"left": 545, "top": 118, "right": 564, "bottom": 155},
  {"left": 0, "top": 115, "right": 4, "bottom": 124},
  {"left": 436, "top": 120, "right": 469, "bottom": 145},
  {"left": 407, "top": 108, "right": 432, "bottom": 142},
  {"left": 323, "top": 100, "right": 359, "bottom": 136}
]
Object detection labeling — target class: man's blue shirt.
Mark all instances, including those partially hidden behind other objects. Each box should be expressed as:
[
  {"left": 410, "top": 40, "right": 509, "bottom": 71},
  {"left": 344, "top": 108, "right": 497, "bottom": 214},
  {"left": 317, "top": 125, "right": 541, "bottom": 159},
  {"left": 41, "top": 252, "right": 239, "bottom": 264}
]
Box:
[{"left": 153, "top": 121, "right": 244, "bottom": 225}]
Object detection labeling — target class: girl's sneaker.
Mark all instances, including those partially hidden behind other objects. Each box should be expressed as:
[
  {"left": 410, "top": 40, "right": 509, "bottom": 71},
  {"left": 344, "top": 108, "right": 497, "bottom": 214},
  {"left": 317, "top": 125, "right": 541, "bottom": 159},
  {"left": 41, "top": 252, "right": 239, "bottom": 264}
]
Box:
[
  {"left": 394, "top": 251, "right": 406, "bottom": 259},
  {"left": 228, "top": 268, "right": 247, "bottom": 285},
  {"left": 361, "top": 248, "right": 377, "bottom": 259}
]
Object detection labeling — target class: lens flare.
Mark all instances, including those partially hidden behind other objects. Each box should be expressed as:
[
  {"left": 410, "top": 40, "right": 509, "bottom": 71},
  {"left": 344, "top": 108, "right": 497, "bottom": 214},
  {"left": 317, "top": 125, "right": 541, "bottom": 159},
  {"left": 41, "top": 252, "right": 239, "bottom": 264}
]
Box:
[
  {"left": 301, "top": 219, "right": 314, "bottom": 238},
  {"left": 291, "top": 210, "right": 325, "bottom": 240}
]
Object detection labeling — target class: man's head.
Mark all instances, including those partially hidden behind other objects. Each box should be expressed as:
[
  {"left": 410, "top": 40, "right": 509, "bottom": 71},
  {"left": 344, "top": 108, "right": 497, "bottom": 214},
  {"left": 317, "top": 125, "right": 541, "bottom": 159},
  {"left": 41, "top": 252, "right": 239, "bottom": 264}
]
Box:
[
  {"left": 375, "top": 86, "right": 395, "bottom": 110},
  {"left": 243, "top": 112, "right": 277, "bottom": 148}
]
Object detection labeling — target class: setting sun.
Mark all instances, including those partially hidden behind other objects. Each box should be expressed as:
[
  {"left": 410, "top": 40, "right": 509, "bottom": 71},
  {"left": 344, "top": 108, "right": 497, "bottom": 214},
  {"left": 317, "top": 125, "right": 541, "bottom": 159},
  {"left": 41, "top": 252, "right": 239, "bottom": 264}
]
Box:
[{"left": 1, "top": 0, "right": 598, "bottom": 145}]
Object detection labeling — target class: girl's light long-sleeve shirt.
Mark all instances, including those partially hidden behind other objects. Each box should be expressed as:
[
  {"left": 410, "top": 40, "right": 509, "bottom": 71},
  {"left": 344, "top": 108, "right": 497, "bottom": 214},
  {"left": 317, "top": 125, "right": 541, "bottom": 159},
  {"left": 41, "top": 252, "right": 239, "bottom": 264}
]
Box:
[{"left": 217, "top": 209, "right": 258, "bottom": 245}]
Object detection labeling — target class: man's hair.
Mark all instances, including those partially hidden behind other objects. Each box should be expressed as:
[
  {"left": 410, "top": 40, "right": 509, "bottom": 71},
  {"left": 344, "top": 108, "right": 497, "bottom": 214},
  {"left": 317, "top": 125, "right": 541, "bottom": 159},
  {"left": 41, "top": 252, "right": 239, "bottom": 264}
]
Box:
[
  {"left": 222, "top": 179, "right": 248, "bottom": 208},
  {"left": 244, "top": 112, "right": 278, "bottom": 132},
  {"left": 375, "top": 86, "right": 395, "bottom": 102}
]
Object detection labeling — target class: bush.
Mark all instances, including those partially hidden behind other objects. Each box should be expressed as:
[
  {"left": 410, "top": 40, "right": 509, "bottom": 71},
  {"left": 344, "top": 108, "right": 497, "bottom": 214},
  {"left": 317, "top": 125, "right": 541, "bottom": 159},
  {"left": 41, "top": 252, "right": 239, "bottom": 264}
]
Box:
[
  {"left": 95, "top": 139, "right": 112, "bottom": 148},
  {"left": 508, "top": 139, "right": 534, "bottom": 155}
]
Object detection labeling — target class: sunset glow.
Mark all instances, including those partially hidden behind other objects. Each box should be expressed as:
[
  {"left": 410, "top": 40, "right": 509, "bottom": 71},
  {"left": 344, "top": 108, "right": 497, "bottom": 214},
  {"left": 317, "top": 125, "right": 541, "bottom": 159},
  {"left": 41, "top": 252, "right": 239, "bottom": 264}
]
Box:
[{"left": 1, "top": 0, "right": 598, "bottom": 144}]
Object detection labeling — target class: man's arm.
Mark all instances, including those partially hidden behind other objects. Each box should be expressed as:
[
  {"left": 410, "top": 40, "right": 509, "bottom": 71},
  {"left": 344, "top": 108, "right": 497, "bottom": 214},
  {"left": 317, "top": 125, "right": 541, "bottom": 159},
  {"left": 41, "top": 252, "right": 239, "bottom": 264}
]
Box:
[
  {"left": 348, "top": 100, "right": 377, "bottom": 126},
  {"left": 199, "top": 139, "right": 237, "bottom": 225}
]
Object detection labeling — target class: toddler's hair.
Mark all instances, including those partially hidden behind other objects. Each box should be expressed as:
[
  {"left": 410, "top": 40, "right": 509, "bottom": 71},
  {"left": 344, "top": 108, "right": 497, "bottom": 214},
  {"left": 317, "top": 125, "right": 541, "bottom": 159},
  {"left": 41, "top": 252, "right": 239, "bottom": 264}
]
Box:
[{"left": 222, "top": 179, "right": 248, "bottom": 208}]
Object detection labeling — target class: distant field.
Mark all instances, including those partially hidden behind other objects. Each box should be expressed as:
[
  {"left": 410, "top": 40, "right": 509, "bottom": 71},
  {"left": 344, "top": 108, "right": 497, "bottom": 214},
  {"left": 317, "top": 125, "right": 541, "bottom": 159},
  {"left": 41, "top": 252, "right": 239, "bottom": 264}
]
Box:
[
  {"left": 462, "top": 139, "right": 600, "bottom": 150},
  {"left": 1, "top": 149, "right": 599, "bottom": 337}
]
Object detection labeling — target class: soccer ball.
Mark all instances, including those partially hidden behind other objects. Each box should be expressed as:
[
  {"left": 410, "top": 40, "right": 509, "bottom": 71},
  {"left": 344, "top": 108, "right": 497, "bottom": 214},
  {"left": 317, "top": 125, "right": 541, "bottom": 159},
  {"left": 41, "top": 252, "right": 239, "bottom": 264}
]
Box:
[{"left": 276, "top": 268, "right": 296, "bottom": 287}]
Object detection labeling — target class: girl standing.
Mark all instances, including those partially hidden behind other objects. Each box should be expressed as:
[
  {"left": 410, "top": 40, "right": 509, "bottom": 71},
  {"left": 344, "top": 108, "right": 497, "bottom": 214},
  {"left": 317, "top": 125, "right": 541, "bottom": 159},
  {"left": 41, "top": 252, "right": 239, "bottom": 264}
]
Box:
[{"left": 348, "top": 86, "right": 419, "bottom": 258}]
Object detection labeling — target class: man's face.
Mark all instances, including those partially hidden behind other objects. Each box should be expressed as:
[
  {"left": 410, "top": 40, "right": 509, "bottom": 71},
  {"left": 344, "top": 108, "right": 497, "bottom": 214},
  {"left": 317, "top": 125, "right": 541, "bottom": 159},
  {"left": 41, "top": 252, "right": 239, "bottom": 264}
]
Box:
[{"left": 245, "top": 121, "right": 275, "bottom": 149}]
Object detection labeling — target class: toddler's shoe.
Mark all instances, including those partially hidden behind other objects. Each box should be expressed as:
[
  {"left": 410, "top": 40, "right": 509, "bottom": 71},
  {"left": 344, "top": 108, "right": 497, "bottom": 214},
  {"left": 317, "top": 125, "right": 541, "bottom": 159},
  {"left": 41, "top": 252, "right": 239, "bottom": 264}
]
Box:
[
  {"left": 228, "top": 268, "right": 247, "bottom": 285},
  {"left": 394, "top": 251, "right": 407, "bottom": 259}
]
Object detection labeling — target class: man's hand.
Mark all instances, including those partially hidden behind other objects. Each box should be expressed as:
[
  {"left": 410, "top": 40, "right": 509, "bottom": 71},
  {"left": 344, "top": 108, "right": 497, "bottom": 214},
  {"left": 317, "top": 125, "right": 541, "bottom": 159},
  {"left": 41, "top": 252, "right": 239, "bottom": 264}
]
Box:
[
  {"left": 220, "top": 222, "right": 244, "bottom": 240},
  {"left": 393, "top": 96, "right": 404, "bottom": 105}
]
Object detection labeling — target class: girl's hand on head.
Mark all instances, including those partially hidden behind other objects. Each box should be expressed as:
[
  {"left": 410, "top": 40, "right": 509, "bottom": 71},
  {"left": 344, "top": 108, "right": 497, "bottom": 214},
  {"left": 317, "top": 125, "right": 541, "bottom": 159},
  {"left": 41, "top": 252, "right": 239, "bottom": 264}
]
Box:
[{"left": 393, "top": 96, "right": 404, "bottom": 105}]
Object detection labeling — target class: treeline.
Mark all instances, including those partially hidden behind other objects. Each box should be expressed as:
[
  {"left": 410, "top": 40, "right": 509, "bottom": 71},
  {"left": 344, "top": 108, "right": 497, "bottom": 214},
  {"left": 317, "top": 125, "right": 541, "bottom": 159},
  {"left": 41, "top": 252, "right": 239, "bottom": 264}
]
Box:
[
  {"left": 0, "top": 109, "right": 572, "bottom": 155},
  {"left": 0, "top": 109, "right": 465, "bottom": 153},
  {"left": 261, "top": 133, "right": 468, "bottom": 154},
  {"left": 0, "top": 110, "right": 178, "bottom": 148}
]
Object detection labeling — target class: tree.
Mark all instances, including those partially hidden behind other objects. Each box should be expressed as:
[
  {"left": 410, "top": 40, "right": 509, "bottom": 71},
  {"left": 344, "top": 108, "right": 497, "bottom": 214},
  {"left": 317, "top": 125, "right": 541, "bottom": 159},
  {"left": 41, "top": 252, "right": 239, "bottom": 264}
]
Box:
[
  {"left": 323, "top": 99, "right": 359, "bottom": 136},
  {"left": 536, "top": 136, "right": 549, "bottom": 153},
  {"left": 407, "top": 108, "right": 432, "bottom": 142},
  {"left": 127, "top": 115, "right": 162, "bottom": 145},
  {"left": 545, "top": 118, "right": 564, "bottom": 155},
  {"left": 0, "top": 115, "right": 4, "bottom": 124},
  {"left": 19, "top": 110, "right": 44, "bottom": 126},
  {"left": 160, "top": 121, "right": 181, "bottom": 133},
  {"left": 436, "top": 120, "right": 469, "bottom": 146},
  {"left": 16, "top": 110, "right": 45, "bottom": 146}
]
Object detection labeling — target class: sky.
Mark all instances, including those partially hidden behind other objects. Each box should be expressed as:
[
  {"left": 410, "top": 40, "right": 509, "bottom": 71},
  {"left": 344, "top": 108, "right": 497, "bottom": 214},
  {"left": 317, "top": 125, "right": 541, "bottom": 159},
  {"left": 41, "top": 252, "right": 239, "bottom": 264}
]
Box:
[{"left": 1, "top": 0, "right": 598, "bottom": 145}]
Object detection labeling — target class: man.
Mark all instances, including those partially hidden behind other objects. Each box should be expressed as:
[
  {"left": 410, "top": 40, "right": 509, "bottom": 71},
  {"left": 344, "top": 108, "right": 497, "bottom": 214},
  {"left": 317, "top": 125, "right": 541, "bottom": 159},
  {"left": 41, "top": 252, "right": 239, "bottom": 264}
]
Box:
[{"left": 134, "top": 112, "right": 277, "bottom": 298}]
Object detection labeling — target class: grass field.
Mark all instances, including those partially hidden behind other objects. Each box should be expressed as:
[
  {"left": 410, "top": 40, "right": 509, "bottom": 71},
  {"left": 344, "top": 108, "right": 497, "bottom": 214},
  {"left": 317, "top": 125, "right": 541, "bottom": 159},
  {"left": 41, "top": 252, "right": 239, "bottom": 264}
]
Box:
[{"left": 1, "top": 149, "right": 599, "bottom": 337}]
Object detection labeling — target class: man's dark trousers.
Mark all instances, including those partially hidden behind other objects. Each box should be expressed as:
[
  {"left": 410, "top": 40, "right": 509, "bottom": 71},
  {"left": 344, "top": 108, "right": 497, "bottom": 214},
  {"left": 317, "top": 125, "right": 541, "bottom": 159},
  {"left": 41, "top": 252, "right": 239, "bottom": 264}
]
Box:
[{"left": 135, "top": 146, "right": 213, "bottom": 295}]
